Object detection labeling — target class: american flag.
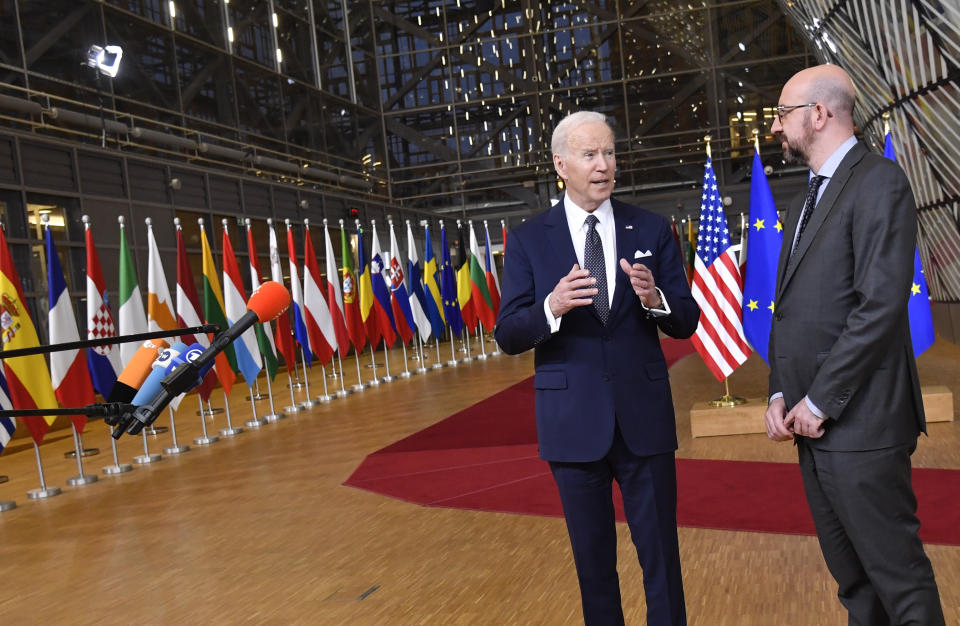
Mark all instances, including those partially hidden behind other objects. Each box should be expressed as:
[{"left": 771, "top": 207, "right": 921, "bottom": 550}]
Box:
[{"left": 691, "top": 158, "right": 751, "bottom": 381}]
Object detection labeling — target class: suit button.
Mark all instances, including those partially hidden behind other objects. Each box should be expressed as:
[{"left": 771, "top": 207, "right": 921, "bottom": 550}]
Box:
[
  {"left": 602, "top": 374, "right": 610, "bottom": 381},
  {"left": 774, "top": 312, "right": 783, "bottom": 321}
]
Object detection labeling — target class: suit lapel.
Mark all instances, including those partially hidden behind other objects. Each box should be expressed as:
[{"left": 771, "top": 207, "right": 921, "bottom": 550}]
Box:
[
  {"left": 775, "top": 194, "right": 804, "bottom": 300},
  {"left": 545, "top": 198, "right": 578, "bottom": 269},
  {"left": 778, "top": 142, "right": 867, "bottom": 298},
  {"left": 609, "top": 201, "right": 633, "bottom": 320}
]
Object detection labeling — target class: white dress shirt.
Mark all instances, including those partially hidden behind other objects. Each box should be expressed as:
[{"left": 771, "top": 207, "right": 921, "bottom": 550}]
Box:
[{"left": 544, "top": 196, "right": 668, "bottom": 332}]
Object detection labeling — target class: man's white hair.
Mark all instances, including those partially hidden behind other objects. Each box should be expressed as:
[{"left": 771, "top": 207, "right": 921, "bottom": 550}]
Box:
[{"left": 551, "top": 111, "right": 612, "bottom": 157}]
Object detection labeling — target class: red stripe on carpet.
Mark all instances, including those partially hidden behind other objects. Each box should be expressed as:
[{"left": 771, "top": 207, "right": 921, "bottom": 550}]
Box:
[{"left": 344, "top": 338, "right": 960, "bottom": 544}]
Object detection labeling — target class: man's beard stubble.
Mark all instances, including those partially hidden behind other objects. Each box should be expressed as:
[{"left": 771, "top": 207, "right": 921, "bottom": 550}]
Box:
[{"left": 782, "top": 119, "right": 813, "bottom": 166}]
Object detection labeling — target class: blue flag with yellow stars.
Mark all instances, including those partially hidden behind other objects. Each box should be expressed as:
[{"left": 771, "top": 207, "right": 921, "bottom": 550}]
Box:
[
  {"left": 742, "top": 147, "right": 782, "bottom": 363},
  {"left": 884, "top": 132, "right": 935, "bottom": 357},
  {"left": 439, "top": 222, "right": 464, "bottom": 336}
]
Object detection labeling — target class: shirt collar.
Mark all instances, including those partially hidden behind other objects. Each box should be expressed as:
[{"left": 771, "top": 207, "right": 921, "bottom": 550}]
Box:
[
  {"left": 813, "top": 134, "right": 858, "bottom": 180},
  {"left": 563, "top": 195, "right": 613, "bottom": 231}
]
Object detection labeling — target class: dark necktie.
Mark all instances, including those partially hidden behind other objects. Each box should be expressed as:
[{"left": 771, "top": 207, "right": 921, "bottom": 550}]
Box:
[
  {"left": 792, "top": 174, "right": 826, "bottom": 256},
  {"left": 583, "top": 214, "right": 609, "bottom": 325}
]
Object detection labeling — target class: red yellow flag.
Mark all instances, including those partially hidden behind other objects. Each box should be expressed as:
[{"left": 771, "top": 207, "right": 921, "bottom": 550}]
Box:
[{"left": 0, "top": 228, "right": 58, "bottom": 444}]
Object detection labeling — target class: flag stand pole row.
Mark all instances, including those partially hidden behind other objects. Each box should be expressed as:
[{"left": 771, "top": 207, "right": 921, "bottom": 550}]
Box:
[{"left": 3, "top": 326, "right": 499, "bottom": 507}]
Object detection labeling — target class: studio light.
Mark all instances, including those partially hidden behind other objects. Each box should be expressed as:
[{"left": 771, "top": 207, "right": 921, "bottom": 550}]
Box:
[{"left": 85, "top": 45, "right": 123, "bottom": 78}]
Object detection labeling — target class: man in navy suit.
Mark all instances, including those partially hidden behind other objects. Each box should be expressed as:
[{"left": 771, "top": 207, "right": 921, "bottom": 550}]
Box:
[{"left": 495, "top": 111, "right": 699, "bottom": 625}]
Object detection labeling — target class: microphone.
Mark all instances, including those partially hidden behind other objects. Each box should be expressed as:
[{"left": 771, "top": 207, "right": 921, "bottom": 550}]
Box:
[
  {"left": 111, "top": 343, "right": 188, "bottom": 433},
  {"left": 105, "top": 339, "right": 170, "bottom": 421},
  {"left": 130, "top": 342, "right": 191, "bottom": 406},
  {"left": 157, "top": 280, "right": 289, "bottom": 398},
  {"left": 117, "top": 282, "right": 289, "bottom": 437}
]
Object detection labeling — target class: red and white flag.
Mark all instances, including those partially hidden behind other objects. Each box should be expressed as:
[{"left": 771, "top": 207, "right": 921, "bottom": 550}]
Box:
[
  {"left": 267, "top": 219, "right": 296, "bottom": 370},
  {"left": 302, "top": 220, "right": 336, "bottom": 366},
  {"left": 323, "top": 220, "right": 351, "bottom": 355},
  {"left": 690, "top": 158, "right": 751, "bottom": 381}
]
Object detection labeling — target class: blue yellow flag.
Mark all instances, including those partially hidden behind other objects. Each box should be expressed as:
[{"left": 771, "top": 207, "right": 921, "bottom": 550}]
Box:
[
  {"left": 423, "top": 224, "right": 446, "bottom": 339},
  {"left": 884, "top": 132, "right": 935, "bottom": 357},
  {"left": 742, "top": 148, "right": 782, "bottom": 364}
]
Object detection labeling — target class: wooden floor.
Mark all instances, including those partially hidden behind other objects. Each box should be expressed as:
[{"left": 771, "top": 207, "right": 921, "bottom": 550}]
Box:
[{"left": 1, "top": 336, "right": 959, "bottom": 625}]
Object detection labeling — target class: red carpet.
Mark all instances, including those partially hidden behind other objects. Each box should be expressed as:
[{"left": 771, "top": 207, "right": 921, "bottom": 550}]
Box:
[{"left": 345, "top": 338, "right": 960, "bottom": 545}]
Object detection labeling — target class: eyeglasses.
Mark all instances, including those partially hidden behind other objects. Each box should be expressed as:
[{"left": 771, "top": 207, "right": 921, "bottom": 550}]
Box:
[{"left": 775, "top": 103, "right": 817, "bottom": 123}]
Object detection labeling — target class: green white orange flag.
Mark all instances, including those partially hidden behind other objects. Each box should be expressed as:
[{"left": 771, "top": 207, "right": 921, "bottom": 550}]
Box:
[{"left": 118, "top": 216, "right": 148, "bottom": 365}]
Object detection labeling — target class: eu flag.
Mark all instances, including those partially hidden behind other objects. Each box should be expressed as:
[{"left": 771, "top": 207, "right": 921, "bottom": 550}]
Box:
[
  {"left": 884, "top": 132, "right": 935, "bottom": 357},
  {"left": 742, "top": 148, "right": 782, "bottom": 364},
  {"left": 439, "top": 222, "right": 464, "bottom": 336}
]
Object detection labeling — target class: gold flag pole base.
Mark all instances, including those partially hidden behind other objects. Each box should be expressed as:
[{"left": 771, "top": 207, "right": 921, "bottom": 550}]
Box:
[
  {"left": 708, "top": 378, "right": 747, "bottom": 407},
  {"left": 708, "top": 394, "right": 747, "bottom": 407}
]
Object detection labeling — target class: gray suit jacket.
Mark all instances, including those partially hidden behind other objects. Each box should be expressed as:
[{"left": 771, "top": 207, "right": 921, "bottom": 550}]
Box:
[{"left": 768, "top": 141, "right": 926, "bottom": 451}]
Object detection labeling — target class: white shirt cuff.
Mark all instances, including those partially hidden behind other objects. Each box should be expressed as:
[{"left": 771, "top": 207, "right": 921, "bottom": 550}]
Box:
[
  {"left": 640, "top": 287, "right": 670, "bottom": 317},
  {"left": 805, "top": 396, "right": 827, "bottom": 420},
  {"left": 544, "top": 294, "right": 561, "bottom": 333}
]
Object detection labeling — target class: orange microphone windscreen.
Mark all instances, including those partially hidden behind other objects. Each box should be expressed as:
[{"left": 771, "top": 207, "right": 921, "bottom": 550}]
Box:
[
  {"left": 116, "top": 338, "right": 170, "bottom": 388},
  {"left": 247, "top": 280, "right": 291, "bottom": 323}
]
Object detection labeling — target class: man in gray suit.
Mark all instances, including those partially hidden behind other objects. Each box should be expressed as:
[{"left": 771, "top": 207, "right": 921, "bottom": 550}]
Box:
[{"left": 765, "top": 64, "right": 944, "bottom": 625}]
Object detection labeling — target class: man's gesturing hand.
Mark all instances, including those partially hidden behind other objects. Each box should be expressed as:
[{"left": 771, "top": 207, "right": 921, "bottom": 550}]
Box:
[
  {"left": 619, "top": 259, "right": 661, "bottom": 308},
  {"left": 548, "top": 264, "right": 598, "bottom": 318}
]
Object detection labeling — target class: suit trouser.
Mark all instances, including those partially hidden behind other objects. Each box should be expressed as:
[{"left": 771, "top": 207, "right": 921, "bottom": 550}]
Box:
[
  {"left": 549, "top": 423, "right": 686, "bottom": 626},
  {"left": 797, "top": 440, "right": 944, "bottom": 626}
]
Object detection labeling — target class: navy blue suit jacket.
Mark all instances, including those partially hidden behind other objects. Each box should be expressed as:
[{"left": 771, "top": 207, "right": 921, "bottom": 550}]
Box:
[{"left": 495, "top": 198, "right": 699, "bottom": 462}]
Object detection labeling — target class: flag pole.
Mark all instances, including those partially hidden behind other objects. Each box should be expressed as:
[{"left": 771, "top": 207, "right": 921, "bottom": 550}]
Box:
[
  {"left": 415, "top": 333, "right": 427, "bottom": 374},
  {"left": 335, "top": 351, "right": 351, "bottom": 396},
  {"left": 163, "top": 406, "right": 190, "bottom": 454},
  {"left": 316, "top": 363, "right": 333, "bottom": 402},
  {"left": 488, "top": 220, "right": 502, "bottom": 357},
  {"left": 27, "top": 441, "right": 61, "bottom": 499},
  {"left": 66, "top": 424, "right": 98, "bottom": 485},
  {"left": 381, "top": 337, "right": 394, "bottom": 382},
  {"left": 133, "top": 428, "right": 162, "bottom": 464},
  {"left": 353, "top": 349, "right": 368, "bottom": 391},
  {"left": 461, "top": 326, "right": 473, "bottom": 362},
  {"left": 220, "top": 389, "right": 243, "bottom": 436},
  {"left": 298, "top": 346, "right": 316, "bottom": 408},
  {"left": 709, "top": 377, "right": 746, "bottom": 407},
  {"left": 248, "top": 380, "right": 266, "bottom": 401},
  {"left": 262, "top": 373, "right": 284, "bottom": 421},
  {"left": 283, "top": 367, "right": 301, "bottom": 412},
  {"left": 433, "top": 333, "right": 444, "bottom": 369},
  {"left": 246, "top": 383, "right": 265, "bottom": 429},
  {"left": 399, "top": 339, "right": 412, "bottom": 378},
  {"left": 103, "top": 425, "right": 134, "bottom": 473},
  {"left": 289, "top": 353, "right": 305, "bottom": 390},
  {"left": 193, "top": 395, "right": 219, "bottom": 445},
  {"left": 367, "top": 343, "right": 381, "bottom": 385},
  {"left": 447, "top": 326, "right": 459, "bottom": 367},
  {"left": 476, "top": 323, "right": 488, "bottom": 360}
]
